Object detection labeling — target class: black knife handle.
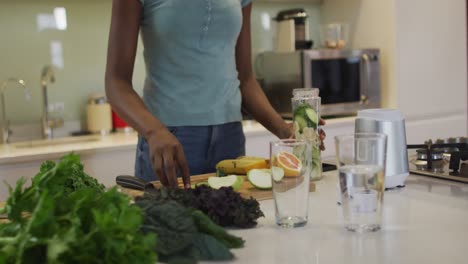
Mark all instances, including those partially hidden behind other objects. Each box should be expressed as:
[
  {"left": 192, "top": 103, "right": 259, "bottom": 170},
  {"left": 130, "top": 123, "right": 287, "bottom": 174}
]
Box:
[{"left": 116, "top": 175, "right": 154, "bottom": 191}]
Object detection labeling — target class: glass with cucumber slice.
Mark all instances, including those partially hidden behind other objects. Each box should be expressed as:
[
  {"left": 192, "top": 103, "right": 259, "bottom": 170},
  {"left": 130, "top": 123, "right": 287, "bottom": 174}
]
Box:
[{"left": 292, "top": 88, "right": 323, "bottom": 181}]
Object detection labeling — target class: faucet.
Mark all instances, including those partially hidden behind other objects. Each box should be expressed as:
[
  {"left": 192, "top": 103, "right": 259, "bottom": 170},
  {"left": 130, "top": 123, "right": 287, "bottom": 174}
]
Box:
[
  {"left": 41, "top": 65, "right": 63, "bottom": 139},
  {"left": 0, "top": 78, "right": 30, "bottom": 144}
]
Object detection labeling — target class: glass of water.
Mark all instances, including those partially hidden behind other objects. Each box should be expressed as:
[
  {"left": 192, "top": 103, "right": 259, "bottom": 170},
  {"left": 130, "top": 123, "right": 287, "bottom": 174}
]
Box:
[
  {"left": 270, "top": 139, "right": 312, "bottom": 228},
  {"left": 334, "top": 133, "right": 387, "bottom": 232}
]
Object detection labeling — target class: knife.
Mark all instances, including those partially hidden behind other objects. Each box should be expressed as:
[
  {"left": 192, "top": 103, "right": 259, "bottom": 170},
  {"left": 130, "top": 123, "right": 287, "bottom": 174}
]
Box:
[{"left": 115, "top": 175, "right": 155, "bottom": 191}]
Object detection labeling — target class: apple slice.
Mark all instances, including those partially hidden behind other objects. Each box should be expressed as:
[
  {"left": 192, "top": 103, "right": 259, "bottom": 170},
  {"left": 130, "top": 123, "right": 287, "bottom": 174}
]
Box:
[
  {"left": 247, "top": 169, "right": 272, "bottom": 190},
  {"left": 207, "top": 175, "right": 243, "bottom": 191}
]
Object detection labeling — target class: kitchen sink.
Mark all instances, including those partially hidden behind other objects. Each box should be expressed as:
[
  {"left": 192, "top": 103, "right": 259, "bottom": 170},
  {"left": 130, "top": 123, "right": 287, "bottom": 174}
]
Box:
[{"left": 14, "top": 136, "right": 102, "bottom": 149}]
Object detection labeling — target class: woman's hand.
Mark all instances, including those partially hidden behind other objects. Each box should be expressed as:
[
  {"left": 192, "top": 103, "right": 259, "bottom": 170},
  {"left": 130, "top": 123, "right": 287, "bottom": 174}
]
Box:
[
  {"left": 146, "top": 128, "right": 191, "bottom": 189},
  {"left": 318, "top": 119, "right": 327, "bottom": 150},
  {"left": 279, "top": 118, "right": 327, "bottom": 150}
]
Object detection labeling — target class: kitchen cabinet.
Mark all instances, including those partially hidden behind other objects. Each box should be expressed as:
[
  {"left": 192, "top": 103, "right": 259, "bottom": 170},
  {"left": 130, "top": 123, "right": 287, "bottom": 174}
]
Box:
[
  {"left": 245, "top": 132, "right": 277, "bottom": 158},
  {"left": 0, "top": 148, "right": 136, "bottom": 201}
]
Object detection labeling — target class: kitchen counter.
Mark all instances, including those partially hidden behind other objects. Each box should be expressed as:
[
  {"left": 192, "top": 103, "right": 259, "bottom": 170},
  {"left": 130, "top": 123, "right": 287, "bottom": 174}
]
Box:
[
  {"left": 0, "top": 120, "right": 277, "bottom": 165},
  {"left": 224, "top": 171, "right": 468, "bottom": 264},
  {"left": 0, "top": 133, "right": 138, "bottom": 165}
]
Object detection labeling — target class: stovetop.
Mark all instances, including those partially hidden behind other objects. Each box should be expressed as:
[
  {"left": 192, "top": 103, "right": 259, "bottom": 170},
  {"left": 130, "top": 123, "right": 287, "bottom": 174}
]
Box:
[{"left": 408, "top": 137, "right": 468, "bottom": 183}]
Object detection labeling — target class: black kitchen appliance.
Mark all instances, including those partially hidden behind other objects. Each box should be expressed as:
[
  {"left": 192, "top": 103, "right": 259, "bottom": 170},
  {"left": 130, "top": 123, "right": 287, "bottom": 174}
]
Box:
[
  {"left": 256, "top": 49, "right": 381, "bottom": 118},
  {"left": 407, "top": 137, "right": 468, "bottom": 182},
  {"left": 275, "top": 8, "right": 313, "bottom": 51}
]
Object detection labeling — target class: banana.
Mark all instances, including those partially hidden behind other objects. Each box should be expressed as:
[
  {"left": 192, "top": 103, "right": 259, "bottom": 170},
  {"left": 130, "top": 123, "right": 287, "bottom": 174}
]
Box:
[
  {"left": 236, "top": 155, "right": 267, "bottom": 161},
  {"left": 216, "top": 159, "right": 268, "bottom": 175}
]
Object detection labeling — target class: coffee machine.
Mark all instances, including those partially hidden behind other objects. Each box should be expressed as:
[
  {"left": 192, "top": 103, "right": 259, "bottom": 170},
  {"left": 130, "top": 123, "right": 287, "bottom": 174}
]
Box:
[{"left": 275, "top": 8, "right": 313, "bottom": 52}]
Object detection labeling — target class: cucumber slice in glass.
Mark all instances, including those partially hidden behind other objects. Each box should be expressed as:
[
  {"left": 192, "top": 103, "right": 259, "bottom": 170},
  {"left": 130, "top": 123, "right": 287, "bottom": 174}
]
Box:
[
  {"left": 305, "top": 108, "right": 318, "bottom": 126},
  {"left": 294, "top": 115, "right": 308, "bottom": 133}
]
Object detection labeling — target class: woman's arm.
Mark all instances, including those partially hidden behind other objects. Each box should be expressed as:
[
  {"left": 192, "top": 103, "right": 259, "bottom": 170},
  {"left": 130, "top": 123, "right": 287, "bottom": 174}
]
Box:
[
  {"left": 235, "top": 3, "right": 326, "bottom": 149},
  {"left": 105, "top": 0, "right": 190, "bottom": 188},
  {"left": 235, "top": 4, "right": 291, "bottom": 139}
]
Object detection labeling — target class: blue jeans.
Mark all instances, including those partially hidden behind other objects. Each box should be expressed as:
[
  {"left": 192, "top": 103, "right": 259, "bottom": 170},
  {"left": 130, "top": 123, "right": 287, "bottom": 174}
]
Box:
[{"left": 135, "top": 122, "right": 245, "bottom": 182}]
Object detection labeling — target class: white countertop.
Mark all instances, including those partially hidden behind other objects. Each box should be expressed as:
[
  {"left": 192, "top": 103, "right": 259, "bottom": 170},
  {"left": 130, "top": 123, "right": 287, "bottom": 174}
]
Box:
[
  {"left": 0, "top": 133, "right": 138, "bottom": 165},
  {"left": 224, "top": 171, "right": 468, "bottom": 264},
  {"left": 0, "top": 121, "right": 276, "bottom": 165}
]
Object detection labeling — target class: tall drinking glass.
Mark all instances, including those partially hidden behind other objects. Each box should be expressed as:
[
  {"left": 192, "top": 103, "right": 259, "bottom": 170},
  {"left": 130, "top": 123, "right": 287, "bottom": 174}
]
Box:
[
  {"left": 334, "top": 133, "right": 387, "bottom": 232},
  {"left": 270, "top": 139, "right": 312, "bottom": 228}
]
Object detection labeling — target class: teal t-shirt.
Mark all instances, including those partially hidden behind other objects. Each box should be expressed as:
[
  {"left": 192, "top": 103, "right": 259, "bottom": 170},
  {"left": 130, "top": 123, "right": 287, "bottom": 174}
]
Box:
[{"left": 138, "top": 0, "right": 252, "bottom": 126}]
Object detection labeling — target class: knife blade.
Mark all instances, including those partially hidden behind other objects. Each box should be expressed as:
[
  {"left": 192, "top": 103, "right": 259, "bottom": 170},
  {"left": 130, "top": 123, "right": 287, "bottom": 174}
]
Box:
[{"left": 115, "top": 175, "right": 155, "bottom": 191}]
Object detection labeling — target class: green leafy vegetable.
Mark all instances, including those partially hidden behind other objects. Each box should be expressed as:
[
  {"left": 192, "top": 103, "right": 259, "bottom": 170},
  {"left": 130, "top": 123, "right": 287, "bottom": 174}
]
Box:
[
  {"left": 139, "top": 185, "right": 264, "bottom": 228},
  {"left": 191, "top": 210, "right": 244, "bottom": 249},
  {"left": 0, "top": 153, "right": 157, "bottom": 264},
  {"left": 191, "top": 234, "right": 233, "bottom": 260}
]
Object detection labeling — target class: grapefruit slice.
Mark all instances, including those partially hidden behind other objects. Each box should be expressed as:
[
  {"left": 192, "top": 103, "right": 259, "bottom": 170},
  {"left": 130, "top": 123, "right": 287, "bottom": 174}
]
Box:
[{"left": 276, "top": 151, "right": 302, "bottom": 177}]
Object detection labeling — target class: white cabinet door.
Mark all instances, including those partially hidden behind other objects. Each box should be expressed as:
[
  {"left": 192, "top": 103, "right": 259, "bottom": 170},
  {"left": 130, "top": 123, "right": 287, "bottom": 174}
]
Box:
[
  {"left": 245, "top": 132, "right": 277, "bottom": 158},
  {"left": 0, "top": 149, "right": 136, "bottom": 201}
]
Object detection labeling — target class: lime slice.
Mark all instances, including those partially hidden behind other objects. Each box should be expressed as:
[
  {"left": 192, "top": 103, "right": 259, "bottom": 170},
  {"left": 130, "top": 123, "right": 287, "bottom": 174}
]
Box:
[
  {"left": 247, "top": 169, "right": 272, "bottom": 190},
  {"left": 207, "top": 175, "right": 243, "bottom": 191}
]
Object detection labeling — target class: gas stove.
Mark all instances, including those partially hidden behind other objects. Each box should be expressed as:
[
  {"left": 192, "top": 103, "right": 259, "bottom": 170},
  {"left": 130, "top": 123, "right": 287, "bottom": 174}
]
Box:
[{"left": 407, "top": 137, "right": 468, "bottom": 183}]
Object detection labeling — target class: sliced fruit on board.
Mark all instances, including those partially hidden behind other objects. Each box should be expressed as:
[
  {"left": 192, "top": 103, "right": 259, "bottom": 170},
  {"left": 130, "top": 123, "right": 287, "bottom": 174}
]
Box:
[
  {"left": 120, "top": 174, "right": 316, "bottom": 201},
  {"left": 247, "top": 169, "right": 272, "bottom": 190},
  {"left": 207, "top": 175, "right": 243, "bottom": 191},
  {"left": 276, "top": 151, "right": 302, "bottom": 177},
  {"left": 236, "top": 156, "right": 267, "bottom": 161},
  {"left": 216, "top": 159, "right": 268, "bottom": 176}
]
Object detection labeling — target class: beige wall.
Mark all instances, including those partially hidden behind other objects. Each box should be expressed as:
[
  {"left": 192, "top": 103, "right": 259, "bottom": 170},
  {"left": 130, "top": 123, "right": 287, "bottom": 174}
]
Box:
[
  {"left": 394, "top": 0, "right": 467, "bottom": 121},
  {"left": 0, "top": 0, "right": 145, "bottom": 126},
  {"left": 321, "top": 0, "right": 467, "bottom": 138},
  {"left": 321, "top": 0, "right": 397, "bottom": 109},
  {"left": 0, "top": 0, "right": 321, "bottom": 130}
]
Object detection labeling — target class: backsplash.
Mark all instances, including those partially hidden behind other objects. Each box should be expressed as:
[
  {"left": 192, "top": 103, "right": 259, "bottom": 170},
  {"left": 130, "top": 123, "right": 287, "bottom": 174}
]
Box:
[{"left": 0, "top": 0, "right": 320, "bottom": 133}]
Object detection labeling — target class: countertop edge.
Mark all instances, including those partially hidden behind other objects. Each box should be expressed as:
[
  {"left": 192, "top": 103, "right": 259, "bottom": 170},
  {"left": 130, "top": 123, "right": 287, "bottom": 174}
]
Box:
[{"left": 0, "top": 118, "right": 356, "bottom": 165}]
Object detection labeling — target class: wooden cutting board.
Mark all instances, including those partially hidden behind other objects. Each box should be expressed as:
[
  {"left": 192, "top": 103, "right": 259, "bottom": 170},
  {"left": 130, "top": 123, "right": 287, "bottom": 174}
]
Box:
[{"left": 121, "top": 173, "right": 315, "bottom": 201}]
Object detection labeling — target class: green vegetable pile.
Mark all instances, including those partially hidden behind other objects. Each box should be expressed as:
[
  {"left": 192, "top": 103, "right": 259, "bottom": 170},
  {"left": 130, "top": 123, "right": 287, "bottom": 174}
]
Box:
[
  {"left": 0, "top": 153, "right": 249, "bottom": 264},
  {"left": 38, "top": 159, "right": 105, "bottom": 195},
  {"left": 136, "top": 199, "right": 244, "bottom": 264},
  {"left": 0, "top": 154, "right": 156, "bottom": 264},
  {"left": 139, "top": 185, "right": 264, "bottom": 228}
]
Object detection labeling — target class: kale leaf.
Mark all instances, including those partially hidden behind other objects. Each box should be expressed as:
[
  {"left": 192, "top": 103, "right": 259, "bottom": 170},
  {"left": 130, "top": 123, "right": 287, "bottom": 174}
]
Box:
[
  {"left": 140, "top": 185, "right": 264, "bottom": 228},
  {"left": 135, "top": 199, "right": 243, "bottom": 264}
]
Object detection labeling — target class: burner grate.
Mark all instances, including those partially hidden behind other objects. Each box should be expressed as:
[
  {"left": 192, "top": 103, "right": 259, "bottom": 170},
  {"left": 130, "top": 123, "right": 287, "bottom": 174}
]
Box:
[{"left": 408, "top": 138, "right": 468, "bottom": 179}]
